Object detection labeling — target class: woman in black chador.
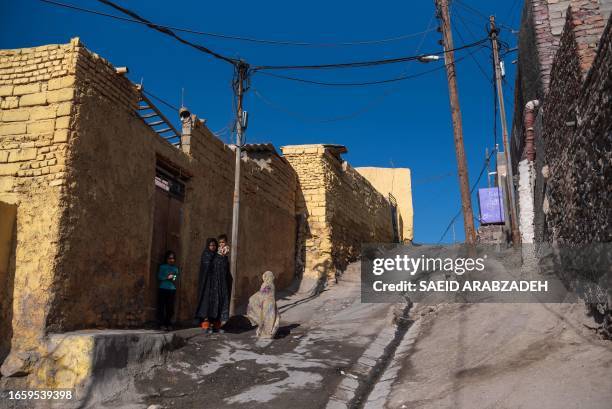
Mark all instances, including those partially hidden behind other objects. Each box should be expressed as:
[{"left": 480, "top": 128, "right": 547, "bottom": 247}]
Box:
[{"left": 195, "top": 238, "right": 231, "bottom": 333}]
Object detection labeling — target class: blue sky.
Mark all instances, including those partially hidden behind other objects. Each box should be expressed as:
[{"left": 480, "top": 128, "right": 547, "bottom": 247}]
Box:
[{"left": 0, "top": 0, "right": 522, "bottom": 243}]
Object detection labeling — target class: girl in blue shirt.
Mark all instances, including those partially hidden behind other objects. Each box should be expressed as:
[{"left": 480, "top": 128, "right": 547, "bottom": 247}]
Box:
[{"left": 157, "top": 250, "right": 179, "bottom": 330}]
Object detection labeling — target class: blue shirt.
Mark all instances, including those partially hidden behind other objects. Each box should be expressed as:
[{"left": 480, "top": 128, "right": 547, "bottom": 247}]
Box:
[{"left": 158, "top": 264, "right": 179, "bottom": 290}]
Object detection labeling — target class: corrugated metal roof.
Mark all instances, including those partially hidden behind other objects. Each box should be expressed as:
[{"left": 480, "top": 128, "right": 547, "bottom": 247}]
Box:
[{"left": 242, "top": 143, "right": 277, "bottom": 154}]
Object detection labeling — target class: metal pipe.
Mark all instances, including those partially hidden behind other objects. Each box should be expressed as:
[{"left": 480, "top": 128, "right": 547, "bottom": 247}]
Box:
[{"left": 524, "top": 100, "right": 540, "bottom": 162}]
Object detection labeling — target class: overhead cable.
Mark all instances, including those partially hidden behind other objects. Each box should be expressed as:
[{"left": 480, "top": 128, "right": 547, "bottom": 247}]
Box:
[
  {"left": 413, "top": 172, "right": 455, "bottom": 186},
  {"left": 42, "top": 0, "right": 488, "bottom": 74},
  {"left": 143, "top": 89, "right": 180, "bottom": 111},
  {"left": 251, "top": 12, "right": 439, "bottom": 123},
  {"left": 252, "top": 39, "right": 489, "bottom": 71},
  {"left": 255, "top": 62, "right": 448, "bottom": 86},
  {"left": 39, "top": 0, "right": 437, "bottom": 47},
  {"left": 254, "top": 50, "right": 478, "bottom": 86},
  {"left": 451, "top": 7, "right": 491, "bottom": 82},
  {"left": 454, "top": 0, "right": 517, "bottom": 32},
  {"left": 437, "top": 147, "right": 497, "bottom": 244},
  {"left": 93, "top": 0, "right": 238, "bottom": 65}
]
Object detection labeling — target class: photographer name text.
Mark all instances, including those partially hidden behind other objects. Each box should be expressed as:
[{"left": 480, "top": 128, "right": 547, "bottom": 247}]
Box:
[{"left": 372, "top": 280, "right": 549, "bottom": 293}]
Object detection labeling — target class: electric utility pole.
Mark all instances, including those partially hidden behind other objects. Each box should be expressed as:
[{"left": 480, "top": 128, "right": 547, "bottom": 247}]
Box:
[
  {"left": 435, "top": 0, "right": 476, "bottom": 244},
  {"left": 489, "top": 16, "right": 521, "bottom": 245},
  {"left": 229, "top": 61, "right": 249, "bottom": 316}
]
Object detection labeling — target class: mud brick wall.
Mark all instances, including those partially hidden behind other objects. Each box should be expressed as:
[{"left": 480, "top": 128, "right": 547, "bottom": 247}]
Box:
[
  {"left": 0, "top": 40, "right": 80, "bottom": 374},
  {"left": 356, "top": 167, "right": 414, "bottom": 243},
  {"left": 282, "top": 146, "right": 332, "bottom": 286},
  {"left": 239, "top": 149, "right": 297, "bottom": 295},
  {"left": 47, "top": 41, "right": 171, "bottom": 331},
  {"left": 326, "top": 156, "right": 394, "bottom": 275},
  {"left": 47, "top": 41, "right": 297, "bottom": 331},
  {"left": 0, "top": 39, "right": 297, "bottom": 375},
  {"left": 283, "top": 145, "right": 394, "bottom": 287},
  {"left": 541, "top": 11, "right": 611, "bottom": 244}
]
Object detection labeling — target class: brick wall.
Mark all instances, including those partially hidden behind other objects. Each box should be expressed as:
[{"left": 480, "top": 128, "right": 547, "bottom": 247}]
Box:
[
  {"left": 0, "top": 40, "right": 80, "bottom": 374},
  {"left": 512, "top": 1, "right": 610, "bottom": 246},
  {"left": 541, "top": 11, "right": 611, "bottom": 244},
  {"left": 598, "top": 0, "right": 612, "bottom": 19},
  {"left": 282, "top": 145, "right": 394, "bottom": 289},
  {"left": 512, "top": 0, "right": 571, "bottom": 168},
  {"left": 570, "top": 0, "right": 609, "bottom": 73},
  {"left": 508, "top": 2, "right": 612, "bottom": 330},
  {"left": 512, "top": 0, "right": 609, "bottom": 243},
  {"left": 512, "top": 0, "right": 608, "bottom": 169}
]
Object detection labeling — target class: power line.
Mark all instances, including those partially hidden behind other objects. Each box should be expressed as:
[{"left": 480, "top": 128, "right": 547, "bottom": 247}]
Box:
[
  {"left": 448, "top": 9, "right": 488, "bottom": 31},
  {"left": 143, "top": 89, "right": 232, "bottom": 139},
  {"left": 413, "top": 172, "right": 455, "bottom": 186},
  {"left": 93, "top": 0, "right": 238, "bottom": 65},
  {"left": 252, "top": 12, "right": 440, "bottom": 124},
  {"left": 254, "top": 42, "right": 489, "bottom": 86},
  {"left": 254, "top": 58, "right": 456, "bottom": 86},
  {"left": 142, "top": 89, "right": 180, "bottom": 111},
  {"left": 253, "top": 86, "right": 410, "bottom": 124},
  {"left": 453, "top": 3, "right": 511, "bottom": 166},
  {"left": 453, "top": 0, "right": 517, "bottom": 32},
  {"left": 251, "top": 44, "right": 479, "bottom": 124},
  {"left": 453, "top": 8, "right": 493, "bottom": 81},
  {"left": 40, "top": 0, "right": 438, "bottom": 47},
  {"left": 507, "top": 0, "right": 522, "bottom": 30},
  {"left": 46, "top": 0, "right": 487, "bottom": 74},
  {"left": 451, "top": 10, "right": 491, "bottom": 82},
  {"left": 252, "top": 38, "right": 488, "bottom": 71},
  {"left": 437, "top": 147, "right": 497, "bottom": 244}
]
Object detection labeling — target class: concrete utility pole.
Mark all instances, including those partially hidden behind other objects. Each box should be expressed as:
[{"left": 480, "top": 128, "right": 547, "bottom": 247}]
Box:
[
  {"left": 435, "top": 0, "right": 477, "bottom": 244},
  {"left": 489, "top": 16, "right": 521, "bottom": 245},
  {"left": 229, "top": 62, "right": 249, "bottom": 316}
]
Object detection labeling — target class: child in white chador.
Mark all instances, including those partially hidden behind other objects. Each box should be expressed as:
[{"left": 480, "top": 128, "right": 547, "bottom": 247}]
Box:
[{"left": 246, "top": 271, "right": 280, "bottom": 339}]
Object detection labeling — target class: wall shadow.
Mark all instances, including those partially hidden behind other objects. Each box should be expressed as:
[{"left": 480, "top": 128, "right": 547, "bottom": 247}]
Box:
[{"left": 0, "top": 202, "right": 17, "bottom": 367}]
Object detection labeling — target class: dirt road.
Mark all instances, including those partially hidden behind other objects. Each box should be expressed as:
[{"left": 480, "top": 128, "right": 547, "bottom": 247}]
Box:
[
  {"left": 385, "top": 302, "right": 612, "bottom": 409},
  {"left": 129, "top": 264, "right": 400, "bottom": 409}
]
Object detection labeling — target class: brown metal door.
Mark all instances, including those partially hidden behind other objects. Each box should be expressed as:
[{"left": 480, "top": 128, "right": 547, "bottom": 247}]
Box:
[{"left": 148, "top": 169, "right": 185, "bottom": 321}]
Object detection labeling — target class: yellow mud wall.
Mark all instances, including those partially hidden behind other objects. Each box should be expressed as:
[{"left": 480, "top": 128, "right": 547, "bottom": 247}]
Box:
[
  {"left": 0, "top": 39, "right": 297, "bottom": 376},
  {"left": 355, "top": 167, "right": 414, "bottom": 242},
  {"left": 283, "top": 145, "right": 395, "bottom": 284},
  {"left": 48, "top": 41, "right": 297, "bottom": 329},
  {"left": 0, "top": 40, "right": 79, "bottom": 376}
]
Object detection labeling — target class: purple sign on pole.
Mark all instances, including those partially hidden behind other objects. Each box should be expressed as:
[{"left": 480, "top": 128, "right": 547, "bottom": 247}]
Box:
[{"left": 478, "top": 187, "right": 504, "bottom": 224}]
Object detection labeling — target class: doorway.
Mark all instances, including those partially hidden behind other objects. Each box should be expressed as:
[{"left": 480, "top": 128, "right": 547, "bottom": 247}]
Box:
[
  {"left": 149, "top": 164, "right": 186, "bottom": 322},
  {"left": 0, "top": 202, "right": 17, "bottom": 364},
  {"left": 388, "top": 193, "right": 400, "bottom": 243}
]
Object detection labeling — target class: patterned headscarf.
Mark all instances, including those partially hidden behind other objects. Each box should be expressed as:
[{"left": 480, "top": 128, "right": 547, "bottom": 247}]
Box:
[
  {"left": 260, "top": 271, "right": 275, "bottom": 293},
  {"left": 262, "top": 271, "right": 274, "bottom": 285}
]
